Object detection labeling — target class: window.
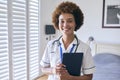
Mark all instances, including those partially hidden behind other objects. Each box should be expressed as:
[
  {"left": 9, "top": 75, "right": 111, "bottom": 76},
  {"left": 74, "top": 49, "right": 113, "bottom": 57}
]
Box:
[
  {"left": 0, "top": 0, "right": 9, "bottom": 79},
  {"left": 0, "top": 0, "right": 40, "bottom": 80}
]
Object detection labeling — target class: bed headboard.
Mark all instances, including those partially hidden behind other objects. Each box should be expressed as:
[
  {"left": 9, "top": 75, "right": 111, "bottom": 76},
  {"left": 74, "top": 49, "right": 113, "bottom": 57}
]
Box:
[
  {"left": 87, "top": 37, "right": 120, "bottom": 56},
  {"left": 93, "top": 43, "right": 120, "bottom": 56}
]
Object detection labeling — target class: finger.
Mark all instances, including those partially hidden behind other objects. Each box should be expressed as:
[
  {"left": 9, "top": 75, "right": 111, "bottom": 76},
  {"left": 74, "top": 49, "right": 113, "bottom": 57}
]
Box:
[{"left": 57, "top": 63, "right": 66, "bottom": 67}]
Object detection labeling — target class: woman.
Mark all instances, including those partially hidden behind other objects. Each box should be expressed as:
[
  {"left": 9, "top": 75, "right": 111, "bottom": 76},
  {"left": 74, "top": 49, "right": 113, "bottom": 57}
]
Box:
[{"left": 40, "top": 1, "right": 95, "bottom": 80}]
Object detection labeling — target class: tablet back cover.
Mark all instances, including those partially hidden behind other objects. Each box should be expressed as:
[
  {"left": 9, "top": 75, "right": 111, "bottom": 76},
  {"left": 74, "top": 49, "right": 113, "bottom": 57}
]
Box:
[{"left": 62, "top": 53, "right": 83, "bottom": 76}]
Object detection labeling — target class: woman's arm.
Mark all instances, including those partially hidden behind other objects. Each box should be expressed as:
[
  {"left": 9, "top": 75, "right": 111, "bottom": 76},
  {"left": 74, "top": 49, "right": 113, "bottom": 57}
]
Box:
[
  {"left": 59, "top": 69, "right": 93, "bottom": 80},
  {"left": 41, "top": 66, "right": 55, "bottom": 75},
  {"left": 56, "top": 64, "right": 93, "bottom": 80},
  {"left": 40, "top": 64, "right": 66, "bottom": 75},
  {"left": 67, "top": 74, "right": 93, "bottom": 80},
  {"left": 41, "top": 64, "right": 93, "bottom": 80}
]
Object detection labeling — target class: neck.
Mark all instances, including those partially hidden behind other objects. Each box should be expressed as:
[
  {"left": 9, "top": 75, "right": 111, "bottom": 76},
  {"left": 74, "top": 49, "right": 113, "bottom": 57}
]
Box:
[{"left": 62, "top": 34, "right": 75, "bottom": 49}]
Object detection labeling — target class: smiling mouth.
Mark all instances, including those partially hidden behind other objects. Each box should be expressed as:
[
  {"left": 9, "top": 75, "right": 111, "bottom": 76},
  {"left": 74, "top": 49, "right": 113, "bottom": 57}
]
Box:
[
  {"left": 63, "top": 29, "right": 70, "bottom": 32},
  {"left": 64, "top": 29, "right": 69, "bottom": 30},
  {"left": 63, "top": 28, "right": 71, "bottom": 30}
]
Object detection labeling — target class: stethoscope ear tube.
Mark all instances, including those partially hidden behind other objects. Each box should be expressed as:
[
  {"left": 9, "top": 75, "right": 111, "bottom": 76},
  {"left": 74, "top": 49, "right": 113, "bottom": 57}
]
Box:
[{"left": 74, "top": 35, "right": 79, "bottom": 53}]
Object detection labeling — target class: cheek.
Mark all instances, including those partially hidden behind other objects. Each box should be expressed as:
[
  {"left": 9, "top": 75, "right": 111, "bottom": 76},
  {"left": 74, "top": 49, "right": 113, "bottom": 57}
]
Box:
[
  {"left": 71, "top": 24, "right": 76, "bottom": 29},
  {"left": 58, "top": 23, "right": 62, "bottom": 29},
  {"left": 58, "top": 25, "right": 62, "bottom": 30},
  {"left": 72, "top": 27, "right": 75, "bottom": 31},
  {"left": 73, "top": 24, "right": 76, "bottom": 30}
]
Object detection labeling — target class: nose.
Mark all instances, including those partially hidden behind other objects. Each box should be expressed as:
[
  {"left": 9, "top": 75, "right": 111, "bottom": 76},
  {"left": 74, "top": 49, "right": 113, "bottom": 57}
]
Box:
[{"left": 63, "top": 21, "right": 68, "bottom": 27}]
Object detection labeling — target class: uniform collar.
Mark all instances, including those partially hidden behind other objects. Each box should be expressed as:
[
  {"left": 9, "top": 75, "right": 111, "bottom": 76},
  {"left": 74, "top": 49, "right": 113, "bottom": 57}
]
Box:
[
  {"left": 59, "top": 37, "right": 78, "bottom": 52},
  {"left": 59, "top": 37, "right": 77, "bottom": 45}
]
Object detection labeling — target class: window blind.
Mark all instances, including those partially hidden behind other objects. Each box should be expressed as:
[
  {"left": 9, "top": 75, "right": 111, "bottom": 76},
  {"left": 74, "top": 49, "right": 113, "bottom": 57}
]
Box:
[
  {"left": 0, "top": 0, "right": 9, "bottom": 80},
  {"left": 29, "top": 0, "right": 39, "bottom": 79},
  {"left": 12, "top": 0, "right": 27, "bottom": 80},
  {"left": 0, "top": 0, "right": 40, "bottom": 80}
]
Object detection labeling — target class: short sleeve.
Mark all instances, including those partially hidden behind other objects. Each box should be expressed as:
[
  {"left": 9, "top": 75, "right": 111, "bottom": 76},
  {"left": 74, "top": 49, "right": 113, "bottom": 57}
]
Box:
[
  {"left": 40, "top": 43, "right": 51, "bottom": 67},
  {"left": 82, "top": 47, "right": 96, "bottom": 74}
]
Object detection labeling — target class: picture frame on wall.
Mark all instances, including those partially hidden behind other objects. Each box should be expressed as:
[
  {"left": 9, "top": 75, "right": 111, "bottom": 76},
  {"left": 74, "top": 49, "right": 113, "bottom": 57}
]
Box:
[{"left": 102, "top": 0, "right": 120, "bottom": 28}]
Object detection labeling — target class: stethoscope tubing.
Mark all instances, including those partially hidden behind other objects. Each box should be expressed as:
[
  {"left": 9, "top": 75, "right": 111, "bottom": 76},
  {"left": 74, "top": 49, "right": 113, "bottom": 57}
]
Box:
[{"left": 52, "top": 35, "right": 80, "bottom": 53}]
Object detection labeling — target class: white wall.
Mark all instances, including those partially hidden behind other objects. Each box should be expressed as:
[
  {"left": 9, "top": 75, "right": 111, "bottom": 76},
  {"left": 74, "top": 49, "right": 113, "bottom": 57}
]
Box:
[{"left": 39, "top": 0, "right": 120, "bottom": 58}]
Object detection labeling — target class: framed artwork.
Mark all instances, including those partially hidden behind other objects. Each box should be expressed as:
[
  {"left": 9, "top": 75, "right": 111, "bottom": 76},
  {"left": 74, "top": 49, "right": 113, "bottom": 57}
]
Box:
[{"left": 102, "top": 0, "right": 120, "bottom": 28}]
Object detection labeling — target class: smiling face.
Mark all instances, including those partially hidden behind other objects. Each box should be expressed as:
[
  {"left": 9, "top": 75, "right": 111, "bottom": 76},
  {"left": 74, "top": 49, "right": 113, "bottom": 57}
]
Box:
[{"left": 58, "top": 13, "right": 76, "bottom": 36}]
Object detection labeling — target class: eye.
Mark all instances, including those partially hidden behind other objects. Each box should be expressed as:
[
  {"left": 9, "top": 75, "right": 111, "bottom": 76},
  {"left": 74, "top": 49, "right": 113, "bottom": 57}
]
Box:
[
  {"left": 67, "top": 18, "right": 75, "bottom": 23},
  {"left": 67, "top": 20, "right": 73, "bottom": 23},
  {"left": 59, "top": 20, "right": 64, "bottom": 24}
]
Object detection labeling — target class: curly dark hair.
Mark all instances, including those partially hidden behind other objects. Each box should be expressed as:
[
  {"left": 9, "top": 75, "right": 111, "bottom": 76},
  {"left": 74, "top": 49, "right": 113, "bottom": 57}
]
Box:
[{"left": 52, "top": 1, "right": 84, "bottom": 31}]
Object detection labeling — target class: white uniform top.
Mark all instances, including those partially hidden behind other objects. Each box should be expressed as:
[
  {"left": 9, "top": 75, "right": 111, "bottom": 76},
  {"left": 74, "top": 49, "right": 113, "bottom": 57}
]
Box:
[{"left": 40, "top": 36, "right": 95, "bottom": 80}]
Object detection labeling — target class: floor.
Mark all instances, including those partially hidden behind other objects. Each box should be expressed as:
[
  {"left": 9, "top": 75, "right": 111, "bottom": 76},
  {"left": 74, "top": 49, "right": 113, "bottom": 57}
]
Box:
[{"left": 36, "top": 75, "right": 48, "bottom": 80}]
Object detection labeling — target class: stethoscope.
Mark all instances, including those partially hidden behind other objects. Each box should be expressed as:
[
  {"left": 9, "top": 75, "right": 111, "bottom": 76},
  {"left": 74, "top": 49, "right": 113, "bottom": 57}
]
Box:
[{"left": 52, "top": 35, "right": 80, "bottom": 62}]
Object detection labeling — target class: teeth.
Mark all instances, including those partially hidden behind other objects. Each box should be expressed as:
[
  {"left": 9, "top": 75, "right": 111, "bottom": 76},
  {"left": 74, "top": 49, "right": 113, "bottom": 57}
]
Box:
[
  {"left": 64, "top": 28, "right": 69, "bottom": 30},
  {"left": 64, "top": 29, "right": 68, "bottom": 30}
]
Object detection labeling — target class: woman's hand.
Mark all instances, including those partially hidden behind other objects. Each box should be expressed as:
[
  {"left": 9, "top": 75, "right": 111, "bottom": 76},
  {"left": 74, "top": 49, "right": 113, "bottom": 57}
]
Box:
[
  {"left": 55, "top": 64, "right": 72, "bottom": 80},
  {"left": 55, "top": 64, "right": 66, "bottom": 74}
]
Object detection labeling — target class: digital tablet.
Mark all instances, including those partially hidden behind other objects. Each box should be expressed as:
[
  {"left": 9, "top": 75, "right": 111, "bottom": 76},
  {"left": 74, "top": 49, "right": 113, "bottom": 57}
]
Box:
[{"left": 62, "top": 53, "right": 83, "bottom": 76}]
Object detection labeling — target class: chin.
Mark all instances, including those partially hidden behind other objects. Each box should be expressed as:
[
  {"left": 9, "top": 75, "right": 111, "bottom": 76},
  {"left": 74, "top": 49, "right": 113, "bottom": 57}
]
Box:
[{"left": 64, "top": 32, "right": 73, "bottom": 36}]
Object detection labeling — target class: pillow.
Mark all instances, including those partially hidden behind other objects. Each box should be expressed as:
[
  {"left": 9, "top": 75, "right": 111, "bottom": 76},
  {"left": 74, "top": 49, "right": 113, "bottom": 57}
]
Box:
[{"left": 93, "top": 53, "right": 120, "bottom": 80}]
